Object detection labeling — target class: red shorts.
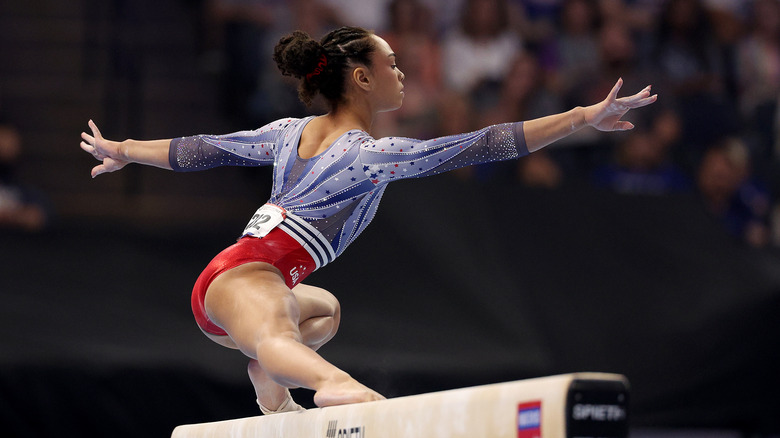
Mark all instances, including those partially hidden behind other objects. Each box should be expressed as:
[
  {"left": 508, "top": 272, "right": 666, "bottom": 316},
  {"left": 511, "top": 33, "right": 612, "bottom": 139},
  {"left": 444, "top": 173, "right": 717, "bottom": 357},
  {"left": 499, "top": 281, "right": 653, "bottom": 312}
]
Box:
[{"left": 191, "top": 228, "right": 317, "bottom": 336}]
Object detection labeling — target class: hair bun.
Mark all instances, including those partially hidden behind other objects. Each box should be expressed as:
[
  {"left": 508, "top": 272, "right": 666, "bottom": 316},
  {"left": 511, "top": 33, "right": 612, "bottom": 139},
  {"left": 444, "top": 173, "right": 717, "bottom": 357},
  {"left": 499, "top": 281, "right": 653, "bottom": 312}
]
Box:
[
  {"left": 272, "top": 26, "right": 374, "bottom": 107},
  {"left": 273, "top": 31, "right": 326, "bottom": 80}
]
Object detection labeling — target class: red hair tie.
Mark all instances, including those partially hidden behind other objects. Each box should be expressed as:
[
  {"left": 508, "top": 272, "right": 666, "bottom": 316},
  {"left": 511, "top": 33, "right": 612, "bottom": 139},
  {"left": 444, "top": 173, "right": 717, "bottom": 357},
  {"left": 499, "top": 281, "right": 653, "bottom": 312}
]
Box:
[{"left": 306, "top": 54, "right": 328, "bottom": 80}]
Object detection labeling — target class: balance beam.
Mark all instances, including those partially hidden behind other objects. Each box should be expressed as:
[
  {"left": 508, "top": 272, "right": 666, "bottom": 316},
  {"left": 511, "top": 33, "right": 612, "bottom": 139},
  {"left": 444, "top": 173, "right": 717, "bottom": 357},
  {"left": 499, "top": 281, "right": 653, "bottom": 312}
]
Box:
[{"left": 172, "top": 372, "right": 629, "bottom": 438}]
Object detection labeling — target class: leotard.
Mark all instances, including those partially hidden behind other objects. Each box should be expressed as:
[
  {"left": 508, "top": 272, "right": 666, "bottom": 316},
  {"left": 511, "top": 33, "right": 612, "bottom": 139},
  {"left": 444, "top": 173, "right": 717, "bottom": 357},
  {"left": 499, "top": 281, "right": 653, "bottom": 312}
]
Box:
[{"left": 172, "top": 116, "right": 528, "bottom": 335}]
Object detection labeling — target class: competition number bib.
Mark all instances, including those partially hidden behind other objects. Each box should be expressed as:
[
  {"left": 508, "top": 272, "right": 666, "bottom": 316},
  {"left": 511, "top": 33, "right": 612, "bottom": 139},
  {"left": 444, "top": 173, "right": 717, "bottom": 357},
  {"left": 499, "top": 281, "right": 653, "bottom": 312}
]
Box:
[{"left": 243, "top": 204, "right": 286, "bottom": 238}]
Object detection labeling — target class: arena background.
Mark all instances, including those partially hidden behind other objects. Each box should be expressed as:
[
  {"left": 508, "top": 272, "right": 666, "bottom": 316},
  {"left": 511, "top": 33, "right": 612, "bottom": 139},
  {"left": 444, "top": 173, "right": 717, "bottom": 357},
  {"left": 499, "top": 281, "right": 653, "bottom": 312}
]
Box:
[{"left": 2, "top": 0, "right": 780, "bottom": 437}]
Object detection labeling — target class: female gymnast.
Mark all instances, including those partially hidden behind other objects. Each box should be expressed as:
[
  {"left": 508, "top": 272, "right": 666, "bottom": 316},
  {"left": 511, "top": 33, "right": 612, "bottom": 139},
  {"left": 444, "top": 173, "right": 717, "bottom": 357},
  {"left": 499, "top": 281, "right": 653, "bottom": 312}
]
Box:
[{"left": 80, "top": 26, "right": 656, "bottom": 414}]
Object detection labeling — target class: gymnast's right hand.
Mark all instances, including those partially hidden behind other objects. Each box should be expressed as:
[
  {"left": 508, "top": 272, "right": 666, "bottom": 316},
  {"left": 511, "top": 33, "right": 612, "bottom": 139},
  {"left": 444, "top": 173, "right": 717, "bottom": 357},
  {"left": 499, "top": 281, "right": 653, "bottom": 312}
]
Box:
[{"left": 80, "top": 119, "right": 129, "bottom": 178}]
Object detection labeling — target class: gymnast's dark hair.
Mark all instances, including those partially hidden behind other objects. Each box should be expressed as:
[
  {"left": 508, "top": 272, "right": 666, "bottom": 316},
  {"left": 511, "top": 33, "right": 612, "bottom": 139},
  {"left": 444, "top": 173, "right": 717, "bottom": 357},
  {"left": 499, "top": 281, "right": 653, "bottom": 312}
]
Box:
[{"left": 273, "top": 26, "right": 376, "bottom": 107}]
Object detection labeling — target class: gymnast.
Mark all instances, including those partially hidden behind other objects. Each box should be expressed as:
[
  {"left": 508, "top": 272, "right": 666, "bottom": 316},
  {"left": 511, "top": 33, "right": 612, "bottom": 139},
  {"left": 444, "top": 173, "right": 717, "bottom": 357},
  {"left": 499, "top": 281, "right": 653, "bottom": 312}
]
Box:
[{"left": 80, "top": 26, "right": 656, "bottom": 415}]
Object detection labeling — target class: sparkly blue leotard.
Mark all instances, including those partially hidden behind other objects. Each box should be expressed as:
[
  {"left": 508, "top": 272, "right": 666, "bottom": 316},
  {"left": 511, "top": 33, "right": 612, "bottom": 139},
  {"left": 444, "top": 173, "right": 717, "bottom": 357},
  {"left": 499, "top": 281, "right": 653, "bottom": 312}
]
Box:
[{"left": 170, "top": 116, "right": 528, "bottom": 271}]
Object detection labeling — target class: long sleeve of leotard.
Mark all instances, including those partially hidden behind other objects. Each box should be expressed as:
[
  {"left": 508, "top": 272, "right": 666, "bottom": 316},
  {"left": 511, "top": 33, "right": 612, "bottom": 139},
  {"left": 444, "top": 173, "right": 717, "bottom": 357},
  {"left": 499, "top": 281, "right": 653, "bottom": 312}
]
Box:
[
  {"left": 358, "top": 122, "right": 527, "bottom": 184},
  {"left": 168, "top": 118, "right": 292, "bottom": 172}
]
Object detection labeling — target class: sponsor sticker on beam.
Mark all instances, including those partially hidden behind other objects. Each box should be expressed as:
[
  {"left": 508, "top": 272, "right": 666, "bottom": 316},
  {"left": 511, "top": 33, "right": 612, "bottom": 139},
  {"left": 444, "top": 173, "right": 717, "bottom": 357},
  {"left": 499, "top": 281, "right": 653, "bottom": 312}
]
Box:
[{"left": 517, "top": 401, "right": 542, "bottom": 438}]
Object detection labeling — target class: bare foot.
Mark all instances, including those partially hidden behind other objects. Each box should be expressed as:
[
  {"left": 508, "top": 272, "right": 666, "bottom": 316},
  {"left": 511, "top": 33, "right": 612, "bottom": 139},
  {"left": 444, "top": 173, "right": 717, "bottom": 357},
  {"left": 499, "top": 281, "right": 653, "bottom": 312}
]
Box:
[
  {"left": 313, "top": 376, "right": 385, "bottom": 407},
  {"left": 248, "top": 359, "right": 296, "bottom": 411}
]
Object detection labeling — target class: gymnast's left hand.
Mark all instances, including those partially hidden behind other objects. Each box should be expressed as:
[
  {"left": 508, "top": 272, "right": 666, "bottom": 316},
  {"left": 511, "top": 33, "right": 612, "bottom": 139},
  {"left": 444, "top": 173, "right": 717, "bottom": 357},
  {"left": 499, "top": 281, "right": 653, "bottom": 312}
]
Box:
[
  {"left": 583, "top": 78, "right": 657, "bottom": 132},
  {"left": 80, "top": 119, "right": 129, "bottom": 178}
]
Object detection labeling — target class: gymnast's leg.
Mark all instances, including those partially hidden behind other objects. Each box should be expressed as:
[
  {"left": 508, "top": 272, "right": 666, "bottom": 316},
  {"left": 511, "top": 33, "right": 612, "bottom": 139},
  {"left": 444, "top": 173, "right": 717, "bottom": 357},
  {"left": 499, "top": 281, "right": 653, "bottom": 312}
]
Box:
[
  {"left": 204, "top": 262, "right": 384, "bottom": 408},
  {"left": 247, "top": 283, "right": 343, "bottom": 412}
]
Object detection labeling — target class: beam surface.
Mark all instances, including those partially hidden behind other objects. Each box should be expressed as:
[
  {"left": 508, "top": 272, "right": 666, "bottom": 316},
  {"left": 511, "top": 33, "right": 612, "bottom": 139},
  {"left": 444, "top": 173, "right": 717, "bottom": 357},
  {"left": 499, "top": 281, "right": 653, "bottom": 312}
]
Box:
[{"left": 172, "top": 372, "right": 629, "bottom": 438}]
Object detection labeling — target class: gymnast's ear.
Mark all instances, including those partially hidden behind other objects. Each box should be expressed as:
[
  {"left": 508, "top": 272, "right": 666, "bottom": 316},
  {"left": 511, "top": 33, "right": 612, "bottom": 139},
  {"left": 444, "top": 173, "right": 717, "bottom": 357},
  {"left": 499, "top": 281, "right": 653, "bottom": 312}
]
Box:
[{"left": 351, "top": 66, "right": 373, "bottom": 92}]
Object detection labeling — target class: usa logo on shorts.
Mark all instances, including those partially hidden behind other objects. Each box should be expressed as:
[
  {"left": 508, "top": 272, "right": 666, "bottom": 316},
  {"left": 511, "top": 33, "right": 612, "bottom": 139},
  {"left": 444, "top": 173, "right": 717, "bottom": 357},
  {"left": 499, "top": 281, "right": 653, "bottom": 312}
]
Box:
[{"left": 517, "top": 401, "right": 541, "bottom": 438}]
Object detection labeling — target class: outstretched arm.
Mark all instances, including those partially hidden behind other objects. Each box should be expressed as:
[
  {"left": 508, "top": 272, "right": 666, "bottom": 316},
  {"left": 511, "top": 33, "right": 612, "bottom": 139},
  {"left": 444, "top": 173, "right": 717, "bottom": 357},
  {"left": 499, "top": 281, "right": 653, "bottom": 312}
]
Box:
[
  {"left": 360, "top": 78, "right": 657, "bottom": 183},
  {"left": 523, "top": 78, "right": 657, "bottom": 152},
  {"left": 80, "top": 120, "right": 172, "bottom": 178}
]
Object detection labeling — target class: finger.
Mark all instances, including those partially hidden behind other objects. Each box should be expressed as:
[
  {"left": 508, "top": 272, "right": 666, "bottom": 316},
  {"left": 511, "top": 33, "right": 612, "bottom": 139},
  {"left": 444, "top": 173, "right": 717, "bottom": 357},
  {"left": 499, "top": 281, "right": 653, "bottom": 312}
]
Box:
[
  {"left": 608, "top": 78, "right": 623, "bottom": 101},
  {"left": 628, "top": 89, "right": 651, "bottom": 103},
  {"left": 91, "top": 164, "right": 104, "bottom": 178},
  {"left": 91, "top": 160, "right": 117, "bottom": 177},
  {"left": 613, "top": 121, "right": 634, "bottom": 131},
  {"left": 88, "top": 119, "right": 103, "bottom": 140},
  {"left": 81, "top": 131, "right": 95, "bottom": 144},
  {"left": 635, "top": 94, "right": 658, "bottom": 107},
  {"left": 625, "top": 94, "right": 658, "bottom": 108},
  {"left": 618, "top": 86, "right": 651, "bottom": 104},
  {"left": 80, "top": 141, "right": 106, "bottom": 160}
]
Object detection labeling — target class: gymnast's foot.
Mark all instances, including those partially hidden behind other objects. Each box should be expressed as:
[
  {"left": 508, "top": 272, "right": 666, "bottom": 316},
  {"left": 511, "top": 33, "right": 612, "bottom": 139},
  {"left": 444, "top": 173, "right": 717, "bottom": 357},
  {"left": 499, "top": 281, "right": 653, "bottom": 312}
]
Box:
[
  {"left": 248, "top": 359, "right": 304, "bottom": 414},
  {"left": 313, "top": 374, "right": 385, "bottom": 407},
  {"left": 257, "top": 388, "right": 304, "bottom": 415}
]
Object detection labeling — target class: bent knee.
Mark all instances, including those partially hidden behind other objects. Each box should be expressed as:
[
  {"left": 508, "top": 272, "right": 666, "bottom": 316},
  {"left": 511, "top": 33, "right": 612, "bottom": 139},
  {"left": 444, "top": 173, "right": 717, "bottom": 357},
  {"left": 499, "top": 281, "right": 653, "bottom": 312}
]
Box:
[
  {"left": 330, "top": 298, "right": 341, "bottom": 329},
  {"left": 313, "top": 288, "right": 340, "bottom": 333},
  {"left": 318, "top": 289, "right": 340, "bottom": 319},
  {"left": 293, "top": 284, "right": 341, "bottom": 319}
]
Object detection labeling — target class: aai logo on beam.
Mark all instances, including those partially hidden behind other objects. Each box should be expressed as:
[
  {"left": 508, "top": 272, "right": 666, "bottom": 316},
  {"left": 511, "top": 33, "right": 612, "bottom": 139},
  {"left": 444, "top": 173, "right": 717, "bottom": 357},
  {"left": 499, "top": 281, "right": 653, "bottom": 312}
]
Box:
[{"left": 325, "top": 420, "right": 365, "bottom": 438}]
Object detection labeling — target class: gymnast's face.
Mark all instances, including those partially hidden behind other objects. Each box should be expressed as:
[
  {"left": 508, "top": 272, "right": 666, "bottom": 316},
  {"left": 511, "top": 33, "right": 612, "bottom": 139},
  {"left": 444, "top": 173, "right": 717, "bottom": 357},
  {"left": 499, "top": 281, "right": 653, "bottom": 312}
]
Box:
[{"left": 365, "top": 35, "right": 405, "bottom": 112}]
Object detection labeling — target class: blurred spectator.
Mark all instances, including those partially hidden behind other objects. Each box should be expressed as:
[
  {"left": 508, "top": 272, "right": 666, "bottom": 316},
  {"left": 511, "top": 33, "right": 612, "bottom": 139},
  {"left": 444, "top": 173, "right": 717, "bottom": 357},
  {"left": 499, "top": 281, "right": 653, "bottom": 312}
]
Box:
[
  {"left": 517, "top": 0, "right": 562, "bottom": 24},
  {"left": 509, "top": 0, "right": 562, "bottom": 47},
  {"left": 199, "top": 0, "right": 275, "bottom": 126},
  {"left": 598, "top": 0, "right": 660, "bottom": 33},
  {"left": 736, "top": 0, "right": 780, "bottom": 155},
  {"left": 414, "top": 0, "right": 463, "bottom": 35},
  {"left": 250, "top": 0, "right": 343, "bottom": 122},
  {"left": 320, "top": 0, "right": 393, "bottom": 31},
  {"left": 697, "top": 137, "right": 771, "bottom": 247},
  {"left": 518, "top": 152, "right": 564, "bottom": 188},
  {"left": 599, "top": 0, "right": 663, "bottom": 61},
  {"left": 286, "top": 0, "right": 342, "bottom": 37},
  {"left": 652, "top": 0, "right": 738, "bottom": 152},
  {"left": 704, "top": 0, "right": 745, "bottom": 104},
  {"left": 374, "top": 0, "right": 442, "bottom": 138},
  {"left": 0, "top": 119, "right": 49, "bottom": 232},
  {"left": 592, "top": 114, "right": 691, "bottom": 196},
  {"left": 544, "top": 0, "right": 601, "bottom": 97},
  {"left": 441, "top": 0, "right": 522, "bottom": 94},
  {"left": 436, "top": 91, "right": 474, "bottom": 137},
  {"left": 653, "top": 0, "right": 721, "bottom": 96},
  {"left": 702, "top": 0, "right": 749, "bottom": 15}
]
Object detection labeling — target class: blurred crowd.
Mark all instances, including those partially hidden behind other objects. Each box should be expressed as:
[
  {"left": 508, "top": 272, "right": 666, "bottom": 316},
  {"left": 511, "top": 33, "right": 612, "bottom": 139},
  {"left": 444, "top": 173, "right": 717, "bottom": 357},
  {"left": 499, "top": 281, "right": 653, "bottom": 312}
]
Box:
[
  {"left": 191, "top": 0, "right": 780, "bottom": 248},
  {"left": 0, "top": 114, "right": 49, "bottom": 233}
]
